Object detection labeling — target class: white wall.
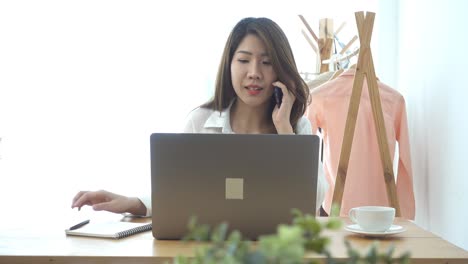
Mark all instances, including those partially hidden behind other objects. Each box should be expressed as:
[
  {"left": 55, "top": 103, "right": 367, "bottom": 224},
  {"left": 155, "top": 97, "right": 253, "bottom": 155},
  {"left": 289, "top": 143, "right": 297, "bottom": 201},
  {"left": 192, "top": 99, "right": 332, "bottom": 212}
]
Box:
[{"left": 395, "top": 0, "right": 468, "bottom": 251}]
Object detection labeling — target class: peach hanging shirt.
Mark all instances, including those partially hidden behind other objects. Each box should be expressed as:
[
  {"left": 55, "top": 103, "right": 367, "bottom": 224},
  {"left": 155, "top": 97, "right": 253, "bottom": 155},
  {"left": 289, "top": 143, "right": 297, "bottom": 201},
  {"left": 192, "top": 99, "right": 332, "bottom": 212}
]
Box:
[{"left": 307, "top": 69, "right": 415, "bottom": 219}]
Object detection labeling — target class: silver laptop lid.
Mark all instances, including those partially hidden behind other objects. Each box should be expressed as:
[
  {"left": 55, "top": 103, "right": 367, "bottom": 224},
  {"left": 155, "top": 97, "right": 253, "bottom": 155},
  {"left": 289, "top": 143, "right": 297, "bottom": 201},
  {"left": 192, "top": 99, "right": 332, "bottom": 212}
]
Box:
[{"left": 150, "top": 133, "right": 319, "bottom": 240}]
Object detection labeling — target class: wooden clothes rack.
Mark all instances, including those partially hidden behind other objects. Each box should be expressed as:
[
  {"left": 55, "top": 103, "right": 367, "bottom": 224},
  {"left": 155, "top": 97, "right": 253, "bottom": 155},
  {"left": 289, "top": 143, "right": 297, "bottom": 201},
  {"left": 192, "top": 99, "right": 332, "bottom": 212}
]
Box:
[
  {"left": 331, "top": 11, "right": 402, "bottom": 217},
  {"left": 318, "top": 18, "right": 334, "bottom": 73},
  {"left": 298, "top": 16, "right": 334, "bottom": 73},
  {"left": 299, "top": 15, "right": 358, "bottom": 74}
]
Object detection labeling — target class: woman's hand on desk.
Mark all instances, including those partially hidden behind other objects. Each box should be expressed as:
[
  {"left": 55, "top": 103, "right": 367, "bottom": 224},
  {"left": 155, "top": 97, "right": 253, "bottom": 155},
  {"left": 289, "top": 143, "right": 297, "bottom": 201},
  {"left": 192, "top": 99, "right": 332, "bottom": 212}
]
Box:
[{"left": 71, "top": 190, "right": 147, "bottom": 216}]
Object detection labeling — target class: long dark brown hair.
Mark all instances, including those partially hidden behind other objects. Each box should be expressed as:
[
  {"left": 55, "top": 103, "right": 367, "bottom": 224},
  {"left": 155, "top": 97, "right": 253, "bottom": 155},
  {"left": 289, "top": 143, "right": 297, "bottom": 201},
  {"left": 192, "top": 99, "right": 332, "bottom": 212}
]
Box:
[{"left": 202, "top": 17, "right": 310, "bottom": 130}]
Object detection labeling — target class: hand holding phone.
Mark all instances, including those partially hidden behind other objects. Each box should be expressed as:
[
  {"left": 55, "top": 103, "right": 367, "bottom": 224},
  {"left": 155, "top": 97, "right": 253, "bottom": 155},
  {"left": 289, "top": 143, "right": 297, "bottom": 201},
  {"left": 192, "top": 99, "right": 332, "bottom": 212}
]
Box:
[{"left": 274, "top": 86, "right": 283, "bottom": 108}]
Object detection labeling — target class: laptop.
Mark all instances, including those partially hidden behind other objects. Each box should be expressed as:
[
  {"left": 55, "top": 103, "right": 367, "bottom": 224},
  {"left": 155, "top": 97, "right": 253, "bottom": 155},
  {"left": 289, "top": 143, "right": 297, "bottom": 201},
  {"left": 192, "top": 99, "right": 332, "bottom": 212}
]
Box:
[{"left": 150, "top": 133, "right": 320, "bottom": 240}]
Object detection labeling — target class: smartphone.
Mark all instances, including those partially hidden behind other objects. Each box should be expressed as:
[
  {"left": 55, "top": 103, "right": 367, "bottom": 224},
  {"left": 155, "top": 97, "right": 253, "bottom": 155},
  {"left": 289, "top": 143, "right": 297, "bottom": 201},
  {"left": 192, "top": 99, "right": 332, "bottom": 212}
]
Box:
[{"left": 274, "top": 86, "right": 283, "bottom": 108}]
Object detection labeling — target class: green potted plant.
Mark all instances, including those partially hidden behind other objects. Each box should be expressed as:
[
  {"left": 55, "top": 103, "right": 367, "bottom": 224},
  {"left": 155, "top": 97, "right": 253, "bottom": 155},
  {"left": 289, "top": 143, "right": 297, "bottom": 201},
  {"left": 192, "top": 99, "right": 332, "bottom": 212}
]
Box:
[{"left": 171, "top": 208, "right": 411, "bottom": 264}]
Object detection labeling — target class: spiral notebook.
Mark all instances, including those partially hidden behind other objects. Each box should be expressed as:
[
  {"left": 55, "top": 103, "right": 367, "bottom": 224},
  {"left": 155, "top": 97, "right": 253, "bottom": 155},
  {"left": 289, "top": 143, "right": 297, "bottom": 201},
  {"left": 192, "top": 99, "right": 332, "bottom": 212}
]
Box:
[{"left": 65, "top": 221, "right": 152, "bottom": 239}]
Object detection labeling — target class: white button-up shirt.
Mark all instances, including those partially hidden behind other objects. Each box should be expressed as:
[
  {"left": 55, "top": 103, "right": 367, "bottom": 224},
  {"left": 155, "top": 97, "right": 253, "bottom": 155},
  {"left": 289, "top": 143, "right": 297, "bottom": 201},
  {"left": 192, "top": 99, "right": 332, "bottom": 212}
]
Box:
[{"left": 183, "top": 102, "right": 312, "bottom": 134}]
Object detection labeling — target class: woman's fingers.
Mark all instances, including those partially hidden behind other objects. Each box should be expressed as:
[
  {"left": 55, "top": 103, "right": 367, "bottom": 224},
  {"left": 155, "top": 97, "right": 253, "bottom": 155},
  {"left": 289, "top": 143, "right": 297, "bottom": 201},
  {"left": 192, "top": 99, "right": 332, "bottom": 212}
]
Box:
[
  {"left": 71, "top": 190, "right": 108, "bottom": 209},
  {"left": 71, "top": 191, "right": 88, "bottom": 208}
]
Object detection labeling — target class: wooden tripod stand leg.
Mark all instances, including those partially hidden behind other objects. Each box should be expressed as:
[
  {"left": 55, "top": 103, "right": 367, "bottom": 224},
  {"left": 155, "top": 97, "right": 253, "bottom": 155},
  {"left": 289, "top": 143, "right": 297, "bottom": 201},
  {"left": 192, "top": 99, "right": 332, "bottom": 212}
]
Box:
[
  {"left": 331, "top": 66, "right": 365, "bottom": 216},
  {"left": 366, "top": 52, "right": 402, "bottom": 216},
  {"left": 330, "top": 11, "right": 401, "bottom": 217}
]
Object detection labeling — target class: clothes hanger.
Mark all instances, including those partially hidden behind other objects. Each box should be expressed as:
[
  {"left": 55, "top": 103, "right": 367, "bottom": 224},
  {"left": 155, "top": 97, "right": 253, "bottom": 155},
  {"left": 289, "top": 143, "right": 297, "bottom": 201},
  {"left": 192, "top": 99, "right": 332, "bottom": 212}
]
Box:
[
  {"left": 322, "top": 48, "right": 360, "bottom": 65},
  {"left": 330, "top": 69, "right": 344, "bottom": 80}
]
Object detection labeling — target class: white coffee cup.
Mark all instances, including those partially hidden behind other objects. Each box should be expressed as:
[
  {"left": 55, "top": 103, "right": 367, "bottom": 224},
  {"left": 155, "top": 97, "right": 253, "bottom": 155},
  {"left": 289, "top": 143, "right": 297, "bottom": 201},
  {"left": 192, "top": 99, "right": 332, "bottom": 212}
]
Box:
[{"left": 349, "top": 206, "right": 395, "bottom": 232}]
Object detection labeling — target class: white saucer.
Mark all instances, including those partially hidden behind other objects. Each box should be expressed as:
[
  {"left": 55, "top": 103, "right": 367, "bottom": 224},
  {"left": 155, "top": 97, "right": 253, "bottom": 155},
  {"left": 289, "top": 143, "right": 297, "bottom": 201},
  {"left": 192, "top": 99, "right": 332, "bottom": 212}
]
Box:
[{"left": 344, "top": 224, "right": 406, "bottom": 237}]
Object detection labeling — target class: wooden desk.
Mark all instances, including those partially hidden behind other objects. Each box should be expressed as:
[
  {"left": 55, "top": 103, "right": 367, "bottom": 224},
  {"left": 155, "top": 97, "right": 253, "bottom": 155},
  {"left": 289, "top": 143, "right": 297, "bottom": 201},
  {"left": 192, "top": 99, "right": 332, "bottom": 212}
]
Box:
[{"left": 0, "top": 217, "right": 467, "bottom": 264}]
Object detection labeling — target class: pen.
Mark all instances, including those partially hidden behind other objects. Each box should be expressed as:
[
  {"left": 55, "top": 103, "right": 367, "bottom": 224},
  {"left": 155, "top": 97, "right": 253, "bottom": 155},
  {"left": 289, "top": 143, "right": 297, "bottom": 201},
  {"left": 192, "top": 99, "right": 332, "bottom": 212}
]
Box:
[{"left": 69, "top": 219, "right": 90, "bottom": 230}]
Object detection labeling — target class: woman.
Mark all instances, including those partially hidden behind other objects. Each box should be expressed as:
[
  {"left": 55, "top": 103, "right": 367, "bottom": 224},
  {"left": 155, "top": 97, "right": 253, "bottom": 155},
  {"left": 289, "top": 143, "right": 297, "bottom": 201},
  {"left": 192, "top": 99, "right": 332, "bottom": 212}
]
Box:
[{"left": 72, "top": 17, "right": 327, "bottom": 216}]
